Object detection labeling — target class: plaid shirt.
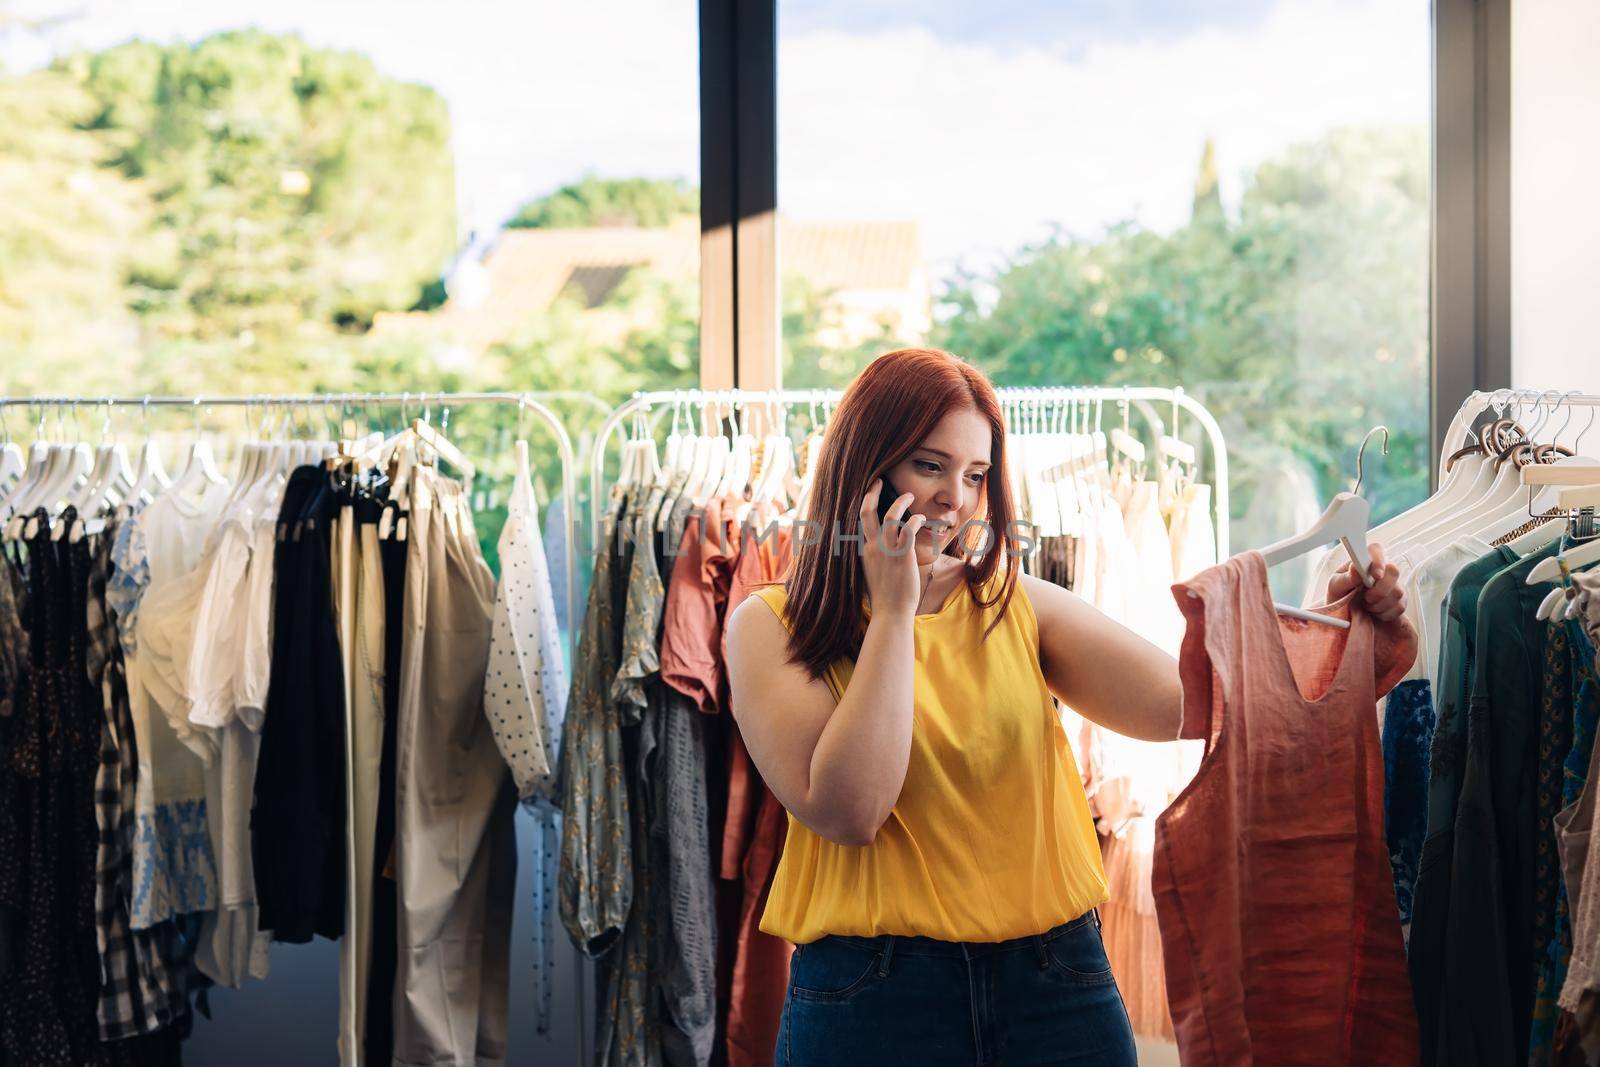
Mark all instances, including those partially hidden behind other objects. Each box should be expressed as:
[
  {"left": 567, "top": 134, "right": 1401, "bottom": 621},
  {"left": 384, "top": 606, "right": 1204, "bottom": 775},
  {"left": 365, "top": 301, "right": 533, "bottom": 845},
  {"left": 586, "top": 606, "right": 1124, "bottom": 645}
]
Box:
[{"left": 90, "top": 523, "right": 193, "bottom": 1041}]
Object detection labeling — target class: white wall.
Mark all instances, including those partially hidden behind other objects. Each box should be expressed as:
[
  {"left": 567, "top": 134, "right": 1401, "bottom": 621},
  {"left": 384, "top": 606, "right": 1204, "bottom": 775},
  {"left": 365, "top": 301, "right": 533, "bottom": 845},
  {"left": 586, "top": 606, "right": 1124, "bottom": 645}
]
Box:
[{"left": 1511, "top": 0, "right": 1600, "bottom": 394}]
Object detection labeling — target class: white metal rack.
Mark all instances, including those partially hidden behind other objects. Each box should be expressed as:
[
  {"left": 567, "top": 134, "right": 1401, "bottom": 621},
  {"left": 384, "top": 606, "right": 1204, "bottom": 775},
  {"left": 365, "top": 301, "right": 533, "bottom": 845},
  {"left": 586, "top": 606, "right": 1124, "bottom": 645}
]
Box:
[
  {"left": 0, "top": 391, "right": 584, "bottom": 664},
  {"left": 589, "top": 385, "right": 1231, "bottom": 562}
]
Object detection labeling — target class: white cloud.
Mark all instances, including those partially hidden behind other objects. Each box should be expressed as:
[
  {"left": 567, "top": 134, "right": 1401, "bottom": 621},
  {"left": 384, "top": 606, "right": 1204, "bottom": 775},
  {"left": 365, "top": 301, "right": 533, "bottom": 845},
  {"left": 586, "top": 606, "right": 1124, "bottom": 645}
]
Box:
[{"left": 779, "top": 0, "right": 1430, "bottom": 272}]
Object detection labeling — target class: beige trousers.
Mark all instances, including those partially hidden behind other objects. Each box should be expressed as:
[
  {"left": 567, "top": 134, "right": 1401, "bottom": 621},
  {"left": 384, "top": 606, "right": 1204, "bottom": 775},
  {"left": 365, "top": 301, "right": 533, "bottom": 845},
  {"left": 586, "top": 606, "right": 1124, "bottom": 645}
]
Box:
[
  {"left": 391, "top": 470, "right": 516, "bottom": 1067},
  {"left": 336, "top": 511, "right": 390, "bottom": 1065}
]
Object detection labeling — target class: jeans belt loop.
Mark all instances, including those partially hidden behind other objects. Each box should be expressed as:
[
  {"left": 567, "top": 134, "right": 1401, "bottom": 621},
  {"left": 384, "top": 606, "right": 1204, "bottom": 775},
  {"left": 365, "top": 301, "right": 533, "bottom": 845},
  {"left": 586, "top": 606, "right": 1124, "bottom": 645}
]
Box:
[
  {"left": 877, "top": 935, "right": 895, "bottom": 978},
  {"left": 1032, "top": 934, "right": 1049, "bottom": 970}
]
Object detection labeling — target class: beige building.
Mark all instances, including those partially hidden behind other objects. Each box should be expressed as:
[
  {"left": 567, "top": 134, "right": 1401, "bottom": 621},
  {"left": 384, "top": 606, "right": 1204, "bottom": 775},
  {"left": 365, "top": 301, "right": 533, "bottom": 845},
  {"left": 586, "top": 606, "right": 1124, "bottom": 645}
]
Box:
[{"left": 373, "top": 217, "right": 930, "bottom": 359}]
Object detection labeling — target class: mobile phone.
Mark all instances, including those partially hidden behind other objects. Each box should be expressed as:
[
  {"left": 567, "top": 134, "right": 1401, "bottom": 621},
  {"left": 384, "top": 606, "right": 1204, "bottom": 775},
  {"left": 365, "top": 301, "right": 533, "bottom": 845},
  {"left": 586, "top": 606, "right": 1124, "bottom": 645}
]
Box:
[{"left": 875, "top": 474, "right": 904, "bottom": 526}]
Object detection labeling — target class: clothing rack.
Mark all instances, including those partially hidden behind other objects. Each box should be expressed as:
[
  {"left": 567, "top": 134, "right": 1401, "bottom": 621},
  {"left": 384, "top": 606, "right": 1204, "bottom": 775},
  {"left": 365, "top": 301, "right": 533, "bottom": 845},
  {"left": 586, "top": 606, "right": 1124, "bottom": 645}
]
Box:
[
  {"left": 590, "top": 385, "right": 1231, "bottom": 563},
  {"left": 0, "top": 391, "right": 584, "bottom": 667},
  {"left": 1459, "top": 389, "right": 1600, "bottom": 425}
]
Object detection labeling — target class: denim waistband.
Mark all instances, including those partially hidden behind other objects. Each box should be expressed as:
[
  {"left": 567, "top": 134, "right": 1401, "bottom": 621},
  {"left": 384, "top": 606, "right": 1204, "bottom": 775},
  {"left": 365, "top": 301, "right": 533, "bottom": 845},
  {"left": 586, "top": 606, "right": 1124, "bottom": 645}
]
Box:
[{"left": 819, "top": 908, "right": 1101, "bottom": 962}]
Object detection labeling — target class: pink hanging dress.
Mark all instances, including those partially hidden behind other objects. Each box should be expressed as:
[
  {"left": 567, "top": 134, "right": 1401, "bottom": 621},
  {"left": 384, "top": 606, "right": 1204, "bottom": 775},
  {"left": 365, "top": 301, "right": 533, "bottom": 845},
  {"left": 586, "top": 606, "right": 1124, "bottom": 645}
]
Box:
[{"left": 1155, "top": 551, "right": 1419, "bottom": 1064}]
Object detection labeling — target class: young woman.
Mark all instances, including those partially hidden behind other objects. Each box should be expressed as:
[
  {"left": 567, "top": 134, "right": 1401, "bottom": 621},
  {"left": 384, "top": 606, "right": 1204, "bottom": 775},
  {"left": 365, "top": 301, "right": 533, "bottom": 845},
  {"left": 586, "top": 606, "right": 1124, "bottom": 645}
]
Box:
[{"left": 724, "top": 348, "right": 1406, "bottom": 1065}]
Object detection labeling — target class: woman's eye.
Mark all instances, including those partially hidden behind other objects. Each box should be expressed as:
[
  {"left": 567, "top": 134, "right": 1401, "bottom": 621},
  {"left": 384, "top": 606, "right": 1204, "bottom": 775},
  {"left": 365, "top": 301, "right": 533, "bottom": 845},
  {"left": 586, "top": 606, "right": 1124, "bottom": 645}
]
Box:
[{"left": 914, "top": 460, "right": 939, "bottom": 473}]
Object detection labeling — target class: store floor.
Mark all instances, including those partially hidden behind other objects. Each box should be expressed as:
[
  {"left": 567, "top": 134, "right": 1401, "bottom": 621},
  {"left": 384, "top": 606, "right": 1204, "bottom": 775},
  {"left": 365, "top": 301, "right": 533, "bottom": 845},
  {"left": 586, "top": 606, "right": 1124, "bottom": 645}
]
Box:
[{"left": 1136, "top": 1037, "right": 1180, "bottom": 1066}]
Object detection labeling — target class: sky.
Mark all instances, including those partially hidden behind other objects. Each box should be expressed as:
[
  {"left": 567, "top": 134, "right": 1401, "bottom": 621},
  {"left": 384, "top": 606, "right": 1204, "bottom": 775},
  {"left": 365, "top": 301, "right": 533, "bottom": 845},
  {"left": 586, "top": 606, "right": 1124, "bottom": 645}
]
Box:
[{"left": 2, "top": 0, "right": 1429, "bottom": 275}]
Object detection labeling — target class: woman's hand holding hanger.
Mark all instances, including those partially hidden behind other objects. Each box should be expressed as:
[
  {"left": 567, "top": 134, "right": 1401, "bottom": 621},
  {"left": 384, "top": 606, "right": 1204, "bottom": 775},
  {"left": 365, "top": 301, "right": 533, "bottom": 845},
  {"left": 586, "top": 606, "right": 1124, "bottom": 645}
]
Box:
[{"left": 1327, "top": 541, "right": 1408, "bottom": 625}]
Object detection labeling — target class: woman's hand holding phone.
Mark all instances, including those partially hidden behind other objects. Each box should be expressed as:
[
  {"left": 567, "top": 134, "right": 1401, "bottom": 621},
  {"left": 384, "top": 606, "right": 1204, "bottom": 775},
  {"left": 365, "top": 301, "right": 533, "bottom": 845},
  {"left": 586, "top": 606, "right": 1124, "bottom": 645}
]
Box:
[{"left": 860, "top": 477, "right": 924, "bottom": 619}]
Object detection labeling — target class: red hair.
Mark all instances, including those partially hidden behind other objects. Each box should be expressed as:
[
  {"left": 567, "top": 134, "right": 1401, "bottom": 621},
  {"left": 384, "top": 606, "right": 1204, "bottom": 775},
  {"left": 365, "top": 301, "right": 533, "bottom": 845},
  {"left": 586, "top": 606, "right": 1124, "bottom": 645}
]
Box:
[{"left": 777, "top": 347, "right": 1019, "bottom": 682}]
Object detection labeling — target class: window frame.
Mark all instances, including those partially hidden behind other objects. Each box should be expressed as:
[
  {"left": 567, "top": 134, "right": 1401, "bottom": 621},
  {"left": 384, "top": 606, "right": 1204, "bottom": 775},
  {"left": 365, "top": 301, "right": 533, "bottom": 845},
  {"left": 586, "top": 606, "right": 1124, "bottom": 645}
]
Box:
[{"left": 701, "top": 2, "right": 1513, "bottom": 477}]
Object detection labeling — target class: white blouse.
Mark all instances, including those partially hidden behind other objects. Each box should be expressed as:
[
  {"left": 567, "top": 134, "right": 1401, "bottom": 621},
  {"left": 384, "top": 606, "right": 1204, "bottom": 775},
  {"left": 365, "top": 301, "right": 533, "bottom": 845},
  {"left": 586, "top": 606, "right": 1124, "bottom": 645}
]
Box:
[{"left": 483, "top": 471, "right": 567, "bottom": 804}]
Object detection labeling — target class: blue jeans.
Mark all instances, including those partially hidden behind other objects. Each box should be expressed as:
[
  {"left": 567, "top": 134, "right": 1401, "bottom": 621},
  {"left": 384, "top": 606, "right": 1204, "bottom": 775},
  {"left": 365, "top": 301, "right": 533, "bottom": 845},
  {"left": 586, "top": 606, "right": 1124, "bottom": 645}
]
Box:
[{"left": 776, "top": 910, "right": 1138, "bottom": 1066}]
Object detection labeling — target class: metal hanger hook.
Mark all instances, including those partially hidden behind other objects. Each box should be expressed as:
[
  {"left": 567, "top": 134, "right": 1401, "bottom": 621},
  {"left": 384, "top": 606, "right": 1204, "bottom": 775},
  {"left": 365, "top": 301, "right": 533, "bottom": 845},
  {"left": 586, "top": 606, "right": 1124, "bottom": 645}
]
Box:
[
  {"left": 1529, "top": 389, "right": 1562, "bottom": 440},
  {"left": 1579, "top": 400, "right": 1600, "bottom": 456},
  {"left": 1353, "top": 425, "right": 1389, "bottom": 496},
  {"left": 1553, "top": 390, "right": 1582, "bottom": 448}
]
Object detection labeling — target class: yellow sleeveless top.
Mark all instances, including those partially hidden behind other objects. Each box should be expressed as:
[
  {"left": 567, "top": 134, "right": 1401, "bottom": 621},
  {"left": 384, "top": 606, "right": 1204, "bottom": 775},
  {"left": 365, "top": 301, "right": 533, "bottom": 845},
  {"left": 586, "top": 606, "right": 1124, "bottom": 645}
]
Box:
[{"left": 751, "top": 567, "right": 1108, "bottom": 945}]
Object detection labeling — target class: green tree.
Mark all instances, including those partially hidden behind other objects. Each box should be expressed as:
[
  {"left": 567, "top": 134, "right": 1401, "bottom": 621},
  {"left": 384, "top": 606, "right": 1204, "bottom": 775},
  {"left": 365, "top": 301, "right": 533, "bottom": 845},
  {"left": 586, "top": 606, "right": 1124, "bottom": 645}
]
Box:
[
  {"left": 936, "top": 125, "right": 1430, "bottom": 524},
  {"left": 1191, "top": 138, "right": 1224, "bottom": 227},
  {"left": 0, "top": 66, "right": 150, "bottom": 393},
  {"left": 16, "top": 30, "right": 460, "bottom": 393},
  {"left": 506, "top": 175, "right": 698, "bottom": 229}
]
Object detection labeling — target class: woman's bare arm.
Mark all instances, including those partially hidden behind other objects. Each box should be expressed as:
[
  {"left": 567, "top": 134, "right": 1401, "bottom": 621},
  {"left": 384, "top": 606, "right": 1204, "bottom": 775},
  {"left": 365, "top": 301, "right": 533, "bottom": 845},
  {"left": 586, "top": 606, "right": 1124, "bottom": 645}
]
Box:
[
  {"left": 1020, "top": 572, "right": 1184, "bottom": 742},
  {"left": 725, "top": 596, "right": 916, "bottom": 847},
  {"left": 724, "top": 477, "right": 928, "bottom": 848},
  {"left": 1022, "top": 541, "right": 1411, "bottom": 742}
]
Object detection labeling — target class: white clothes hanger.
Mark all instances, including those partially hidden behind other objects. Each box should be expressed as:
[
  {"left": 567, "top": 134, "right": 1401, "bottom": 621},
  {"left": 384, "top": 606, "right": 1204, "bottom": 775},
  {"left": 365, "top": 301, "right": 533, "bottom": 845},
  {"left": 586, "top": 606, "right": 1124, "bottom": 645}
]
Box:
[
  {"left": 0, "top": 403, "right": 23, "bottom": 493},
  {"left": 232, "top": 442, "right": 261, "bottom": 503},
  {"left": 1367, "top": 396, "right": 1501, "bottom": 553},
  {"left": 0, "top": 441, "right": 26, "bottom": 517},
  {"left": 1245, "top": 427, "right": 1388, "bottom": 629},
  {"left": 34, "top": 412, "right": 93, "bottom": 516},
  {"left": 66, "top": 431, "right": 135, "bottom": 540},
  {"left": 635, "top": 430, "right": 660, "bottom": 491},
  {"left": 615, "top": 406, "right": 644, "bottom": 490},
  {"left": 1021, "top": 398, "right": 1066, "bottom": 539},
  {"left": 2, "top": 432, "right": 53, "bottom": 524},
  {"left": 1454, "top": 393, "right": 1577, "bottom": 544},
  {"left": 6, "top": 404, "right": 68, "bottom": 518},
  {"left": 1401, "top": 404, "right": 1540, "bottom": 555},
  {"left": 354, "top": 416, "right": 473, "bottom": 485},
  {"left": 678, "top": 402, "right": 709, "bottom": 502},
  {"left": 1531, "top": 545, "right": 1600, "bottom": 613},
  {"left": 1335, "top": 393, "right": 1508, "bottom": 584},
  {"left": 691, "top": 409, "right": 730, "bottom": 509},
  {"left": 515, "top": 439, "right": 532, "bottom": 486},
  {"left": 1437, "top": 397, "right": 1476, "bottom": 485},
  {"left": 715, "top": 400, "right": 754, "bottom": 501},
  {"left": 379, "top": 438, "right": 418, "bottom": 542},
  {"left": 751, "top": 404, "right": 794, "bottom": 507},
  {"left": 790, "top": 396, "right": 828, "bottom": 524},
  {"left": 653, "top": 400, "right": 684, "bottom": 485},
  {"left": 510, "top": 399, "right": 535, "bottom": 490},
  {"left": 737, "top": 401, "right": 792, "bottom": 523},
  {"left": 15, "top": 441, "right": 90, "bottom": 540},
  {"left": 1110, "top": 428, "right": 1145, "bottom": 469},
  {"left": 5, "top": 441, "right": 59, "bottom": 535},
  {"left": 1252, "top": 492, "right": 1372, "bottom": 629},
  {"left": 1524, "top": 458, "right": 1600, "bottom": 617},
  {"left": 246, "top": 402, "right": 296, "bottom": 502},
  {"left": 127, "top": 402, "right": 170, "bottom": 508},
  {"left": 653, "top": 401, "right": 695, "bottom": 530},
  {"left": 170, "top": 403, "right": 228, "bottom": 502},
  {"left": 221, "top": 404, "right": 262, "bottom": 508}
]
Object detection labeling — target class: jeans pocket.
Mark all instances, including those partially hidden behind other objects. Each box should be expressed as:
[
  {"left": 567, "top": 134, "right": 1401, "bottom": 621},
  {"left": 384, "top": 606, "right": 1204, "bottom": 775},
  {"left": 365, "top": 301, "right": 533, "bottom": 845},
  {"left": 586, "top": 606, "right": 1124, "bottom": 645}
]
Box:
[
  {"left": 789, "top": 939, "right": 883, "bottom": 1002},
  {"left": 1043, "top": 918, "right": 1116, "bottom": 986}
]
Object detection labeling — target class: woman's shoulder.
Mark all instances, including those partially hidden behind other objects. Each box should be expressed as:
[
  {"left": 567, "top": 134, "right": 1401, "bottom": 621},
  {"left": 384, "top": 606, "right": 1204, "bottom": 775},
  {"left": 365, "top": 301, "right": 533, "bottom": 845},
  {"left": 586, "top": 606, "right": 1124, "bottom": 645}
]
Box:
[
  {"left": 731, "top": 582, "right": 794, "bottom": 636},
  {"left": 1004, "top": 569, "right": 1050, "bottom": 644},
  {"left": 748, "top": 580, "right": 789, "bottom": 613}
]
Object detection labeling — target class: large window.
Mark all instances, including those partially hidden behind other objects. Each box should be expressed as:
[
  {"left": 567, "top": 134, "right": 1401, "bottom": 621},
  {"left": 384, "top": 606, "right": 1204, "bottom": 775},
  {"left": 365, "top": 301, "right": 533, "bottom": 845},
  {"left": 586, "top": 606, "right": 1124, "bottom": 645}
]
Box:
[
  {"left": 778, "top": 0, "right": 1433, "bottom": 599},
  {"left": 1, "top": 3, "right": 699, "bottom": 1060}
]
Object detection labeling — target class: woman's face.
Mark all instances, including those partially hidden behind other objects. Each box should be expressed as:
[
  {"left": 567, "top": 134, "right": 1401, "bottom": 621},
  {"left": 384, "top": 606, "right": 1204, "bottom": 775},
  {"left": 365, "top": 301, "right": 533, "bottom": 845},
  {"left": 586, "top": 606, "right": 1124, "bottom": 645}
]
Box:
[{"left": 885, "top": 405, "right": 993, "bottom": 565}]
